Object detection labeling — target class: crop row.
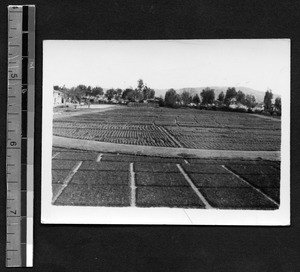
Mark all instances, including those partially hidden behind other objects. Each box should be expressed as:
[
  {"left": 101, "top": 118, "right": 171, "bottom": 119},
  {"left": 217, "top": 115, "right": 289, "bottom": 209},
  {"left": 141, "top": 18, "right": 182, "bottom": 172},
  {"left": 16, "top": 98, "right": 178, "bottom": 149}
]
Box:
[
  {"left": 53, "top": 127, "right": 170, "bottom": 138},
  {"left": 53, "top": 127, "right": 177, "bottom": 147},
  {"left": 168, "top": 133, "right": 281, "bottom": 142},
  {"left": 61, "top": 117, "right": 279, "bottom": 131},
  {"left": 164, "top": 128, "right": 280, "bottom": 150},
  {"left": 63, "top": 108, "right": 280, "bottom": 131},
  {"left": 54, "top": 122, "right": 161, "bottom": 131},
  {"left": 176, "top": 138, "right": 280, "bottom": 151},
  {"left": 95, "top": 137, "right": 176, "bottom": 147},
  {"left": 165, "top": 126, "right": 281, "bottom": 138}
]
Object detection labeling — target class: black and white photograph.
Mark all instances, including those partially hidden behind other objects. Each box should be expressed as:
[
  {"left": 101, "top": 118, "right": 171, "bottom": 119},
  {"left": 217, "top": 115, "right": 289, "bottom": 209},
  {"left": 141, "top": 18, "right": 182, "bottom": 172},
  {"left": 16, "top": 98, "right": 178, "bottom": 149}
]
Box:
[{"left": 41, "top": 39, "right": 290, "bottom": 225}]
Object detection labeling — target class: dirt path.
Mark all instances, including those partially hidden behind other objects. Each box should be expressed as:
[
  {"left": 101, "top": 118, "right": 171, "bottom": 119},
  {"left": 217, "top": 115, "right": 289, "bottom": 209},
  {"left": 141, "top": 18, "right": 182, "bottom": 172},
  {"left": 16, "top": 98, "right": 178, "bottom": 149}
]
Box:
[
  {"left": 53, "top": 105, "right": 120, "bottom": 120},
  {"left": 252, "top": 114, "right": 281, "bottom": 122},
  {"left": 53, "top": 135, "right": 280, "bottom": 161}
]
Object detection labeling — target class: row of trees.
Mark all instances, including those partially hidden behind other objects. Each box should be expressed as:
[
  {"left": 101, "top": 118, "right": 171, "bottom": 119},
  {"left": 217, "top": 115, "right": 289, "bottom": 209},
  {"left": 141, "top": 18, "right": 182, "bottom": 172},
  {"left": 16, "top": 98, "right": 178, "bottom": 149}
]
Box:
[
  {"left": 54, "top": 82, "right": 281, "bottom": 114},
  {"left": 54, "top": 79, "right": 155, "bottom": 103},
  {"left": 121, "top": 79, "right": 155, "bottom": 102},
  {"left": 54, "top": 85, "right": 104, "bottom": 103},
  {"left": 164, "top": 87, "right": 257, "bottom": 108},
  {"left": 164, "top": 87, "right": 281, "bottom": 114}
]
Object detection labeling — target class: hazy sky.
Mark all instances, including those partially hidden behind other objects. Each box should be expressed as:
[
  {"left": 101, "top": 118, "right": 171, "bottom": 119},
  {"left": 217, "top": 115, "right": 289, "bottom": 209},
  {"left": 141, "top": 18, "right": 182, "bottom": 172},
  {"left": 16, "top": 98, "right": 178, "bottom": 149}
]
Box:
[{"left": 43, "top": 39, "right": 290, "bottom": 95}]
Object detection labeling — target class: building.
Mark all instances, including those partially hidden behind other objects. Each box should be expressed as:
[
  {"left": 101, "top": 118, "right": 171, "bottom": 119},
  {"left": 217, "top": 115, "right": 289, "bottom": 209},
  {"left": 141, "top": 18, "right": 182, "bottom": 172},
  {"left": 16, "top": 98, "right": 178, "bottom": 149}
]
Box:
[{"left": 53, "top": 90, "right": 65, "bottom": 106}]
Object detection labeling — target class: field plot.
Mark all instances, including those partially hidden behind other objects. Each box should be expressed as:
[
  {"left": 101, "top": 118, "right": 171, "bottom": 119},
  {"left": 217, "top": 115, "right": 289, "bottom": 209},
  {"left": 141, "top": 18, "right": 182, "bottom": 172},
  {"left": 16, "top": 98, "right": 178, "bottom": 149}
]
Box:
[
  {"left": 53, "top": 123, "right": 177, "bottom": 147},
  {"left": 53, "top": 107, "right": 281, "bottom": 151},
  {"left": 52, "top": 148, "right": 280, "bottom": 209}
]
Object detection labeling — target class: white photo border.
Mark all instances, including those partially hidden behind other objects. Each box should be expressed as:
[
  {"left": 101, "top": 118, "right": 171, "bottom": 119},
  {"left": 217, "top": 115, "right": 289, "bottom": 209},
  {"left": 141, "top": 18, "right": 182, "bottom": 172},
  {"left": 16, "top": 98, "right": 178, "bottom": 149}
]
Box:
[{"left": 41, "top": 39, "right": 290, "bottom": 225}]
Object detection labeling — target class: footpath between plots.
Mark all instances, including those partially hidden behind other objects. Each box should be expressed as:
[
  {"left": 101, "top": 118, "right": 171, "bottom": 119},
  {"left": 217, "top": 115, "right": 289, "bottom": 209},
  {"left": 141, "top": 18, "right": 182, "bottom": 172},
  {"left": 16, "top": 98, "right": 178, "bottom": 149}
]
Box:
[{"left": 53, "top": 135, "right": 280, "bottom": 161}]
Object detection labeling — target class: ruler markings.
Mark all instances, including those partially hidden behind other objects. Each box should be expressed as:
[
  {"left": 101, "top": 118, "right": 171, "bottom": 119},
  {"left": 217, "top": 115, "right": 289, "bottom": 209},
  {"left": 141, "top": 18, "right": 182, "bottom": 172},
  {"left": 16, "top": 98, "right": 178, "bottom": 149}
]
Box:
[{"left": 6, "top": 5, "right": 35, "bottom": 268}]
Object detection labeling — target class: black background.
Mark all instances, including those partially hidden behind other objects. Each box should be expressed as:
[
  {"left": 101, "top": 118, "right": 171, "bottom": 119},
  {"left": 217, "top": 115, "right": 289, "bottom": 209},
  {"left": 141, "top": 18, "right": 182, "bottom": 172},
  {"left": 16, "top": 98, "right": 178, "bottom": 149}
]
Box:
[{"left": 0, "top": 0, "right": 299, "bottom": 271}]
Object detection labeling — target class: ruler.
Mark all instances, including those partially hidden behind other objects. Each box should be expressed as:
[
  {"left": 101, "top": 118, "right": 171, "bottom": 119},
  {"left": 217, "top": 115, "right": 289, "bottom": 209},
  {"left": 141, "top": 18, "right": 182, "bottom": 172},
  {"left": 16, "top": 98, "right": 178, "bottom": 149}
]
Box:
[{"left": 6, "top": 5, "right": 35, "bottom": 267}]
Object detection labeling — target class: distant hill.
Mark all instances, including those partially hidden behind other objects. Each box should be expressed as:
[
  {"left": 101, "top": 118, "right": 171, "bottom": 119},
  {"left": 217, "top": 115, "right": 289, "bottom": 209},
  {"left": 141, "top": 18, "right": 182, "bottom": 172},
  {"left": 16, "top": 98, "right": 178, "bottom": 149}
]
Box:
[{"left": 154, "top": 86, "right": 280, "bottom": 103}]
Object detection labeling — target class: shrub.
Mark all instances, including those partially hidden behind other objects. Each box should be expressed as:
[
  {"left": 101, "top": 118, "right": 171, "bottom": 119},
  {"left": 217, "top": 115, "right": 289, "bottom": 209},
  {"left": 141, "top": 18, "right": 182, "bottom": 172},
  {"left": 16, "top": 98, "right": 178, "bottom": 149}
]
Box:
[
  {"left": 55, "top": 105, "right": 69, "bottom": 109},
  {"left": 219, "top": 106, "right": 231, "bottom": 111},
  {"left": 198, "top": 105, "right": 207, "bottom": 110},
  {"left": 262, "top": 111, "right": 271, "bottom": 116},
  {"left": 235, "top": 107, "right": 247, "bottom": 113}
]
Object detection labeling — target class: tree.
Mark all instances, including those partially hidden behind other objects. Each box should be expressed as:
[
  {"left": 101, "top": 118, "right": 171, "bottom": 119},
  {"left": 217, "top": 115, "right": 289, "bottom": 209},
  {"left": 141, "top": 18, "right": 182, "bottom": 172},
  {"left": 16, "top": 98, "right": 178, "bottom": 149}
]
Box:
[
  {"left": 245, "top": 94, "right": 256, "bottom": 108},
  {"left": 181, "top": 90, "right": 192, "bottom": 105},
  {"left": 68, "top": 86, "right": 84, "bottom": 102},
  {"left": 115, "top": 88, "right": 123, "bottom": 96},
  {"left": 200, "top": 87, "right": 215, "bottom": 105},
  {"left": 134, "top": 79, "right": 144, "bottom": 102},
  {"left": 137, "top": 79, "right": 144, "bottom": 92},
  {"left": 91, "top": 86, "right": 103, "bottom": 96},
  {"left": 143, "top": 85, "right": 155, "bottom": 100},
  {"left": 105, "top": 88, "right": 116, "bottom": 101},
  {"left": 115, "top": 88, "right": 123, "bottom": 101},
  {"left": 133, "top": 89, "right": 144, "bottom": 102},
  {"left": 224, "top": 87, "right": 237, "bottom": 105},
  {"left": 156, "top": 96, "right": 165, "bottom": 107},
  {"left": 134, "top": 79, "right": 155, "bottom": 101},
  {"left": 77, "top": 85, "right": 87, "bottom": 95},
  {"left": 263, "top": 89, "right": 273, "bottom": 112},
  {"left": 192, "top": 94, "right": 200, "bottom": 105},
  {"left": 122, "top": 88, "right": 135, "bottom": 101},
  {"left": 274, "top": 97, "right": 281, "bottom": 113},
  {"left": 85, "top": 86, "right": 92, "bottom": 96},
  {"left": 236, "top": 90, "right": 246, "bottom": 104},
  {"left": 218, "top": 91, "right": 225, "bottom": 103},
  {"left": 165, "top": 89, "right": 178, "bottom": 108}
]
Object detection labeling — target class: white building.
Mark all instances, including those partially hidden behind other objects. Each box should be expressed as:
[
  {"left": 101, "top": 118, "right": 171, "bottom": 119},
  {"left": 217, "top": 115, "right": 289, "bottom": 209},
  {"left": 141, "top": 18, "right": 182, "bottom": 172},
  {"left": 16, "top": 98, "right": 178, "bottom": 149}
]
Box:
[{"left": 53, "top": 90, "right": 65, "bottom": 105}]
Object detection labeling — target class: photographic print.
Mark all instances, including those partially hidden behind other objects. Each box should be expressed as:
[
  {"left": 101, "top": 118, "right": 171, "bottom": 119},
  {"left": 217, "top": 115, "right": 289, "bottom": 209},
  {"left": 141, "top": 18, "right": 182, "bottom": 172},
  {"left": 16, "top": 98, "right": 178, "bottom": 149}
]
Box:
[{"left": 42, "top": 40, "right": 290, "bottom": 225}]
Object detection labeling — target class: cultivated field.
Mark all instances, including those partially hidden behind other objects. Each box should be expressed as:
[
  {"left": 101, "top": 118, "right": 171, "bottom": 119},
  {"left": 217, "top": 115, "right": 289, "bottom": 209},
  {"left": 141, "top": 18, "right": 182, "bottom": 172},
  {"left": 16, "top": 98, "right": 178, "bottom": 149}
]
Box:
[
  {"left": 52, "top": 147, "right": 280, "bottom": 209},
  {"left": 52, "top": 106, "right": 281, "bottom": 209},
  {"left": 53, "top": 107, "right": 281, "bottom": 151}
]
